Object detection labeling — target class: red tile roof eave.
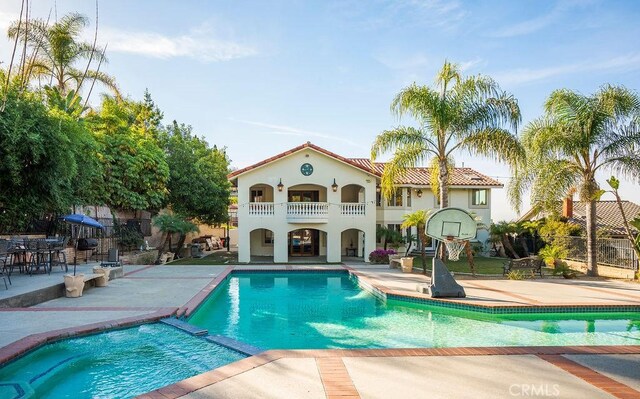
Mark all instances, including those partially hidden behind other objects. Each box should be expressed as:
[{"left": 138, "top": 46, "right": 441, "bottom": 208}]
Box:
[{"left": 227, "top": 142, "right": 378, "bottom": 181}]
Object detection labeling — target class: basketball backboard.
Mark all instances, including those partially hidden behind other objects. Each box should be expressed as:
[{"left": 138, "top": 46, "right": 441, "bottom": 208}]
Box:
[{"left": 425, "top": 207, "right": 477, "bottom": 241}]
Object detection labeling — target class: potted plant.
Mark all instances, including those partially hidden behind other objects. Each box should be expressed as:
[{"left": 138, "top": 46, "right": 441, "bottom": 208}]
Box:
[{"left": 400, "top": 257, "right": 414, "bottom": 273}]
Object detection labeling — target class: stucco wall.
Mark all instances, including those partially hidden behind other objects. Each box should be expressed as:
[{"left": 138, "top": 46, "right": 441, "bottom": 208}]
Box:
[{"left": 564, "top": 259, "right": 636, "bottom": 279}]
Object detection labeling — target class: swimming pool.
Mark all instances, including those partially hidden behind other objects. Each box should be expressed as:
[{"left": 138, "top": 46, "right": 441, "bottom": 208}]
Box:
[
  {"left": 187, "top": 271, "right": 640, "bottom": 349},
  {"left": 0, "top": 324, "right": 244, "bottom": 399}
]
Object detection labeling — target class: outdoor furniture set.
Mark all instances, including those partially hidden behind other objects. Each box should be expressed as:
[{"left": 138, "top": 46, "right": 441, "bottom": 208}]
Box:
[{"left": 0, "top": 237, "right": 69, "bottom": 289}]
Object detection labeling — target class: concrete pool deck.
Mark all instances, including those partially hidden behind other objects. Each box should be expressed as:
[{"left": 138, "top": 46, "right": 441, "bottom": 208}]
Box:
[{"left": 0, "top": 262, "right": 639, "bottom": 398}]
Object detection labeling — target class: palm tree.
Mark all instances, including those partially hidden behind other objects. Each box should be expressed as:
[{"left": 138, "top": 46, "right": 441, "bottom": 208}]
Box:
[
  {"left": 509, "top": 85, "right": 640, "bottom": 276},
  {"left": 401, "top": 210, "right": 431, "bottom": 274},
  {"left": 153, "top": 213, "right": 199, "bottom": 262},
  {"left": 7, "top": 12, "right": 121, "bottom": 99},
  {"left": 371, "top": 61, "right": 523, "bottom": 206}
]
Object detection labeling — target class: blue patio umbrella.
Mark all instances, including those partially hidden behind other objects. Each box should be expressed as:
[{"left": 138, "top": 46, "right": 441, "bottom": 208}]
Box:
[{"left": 59, "top": 214, "right": 105, "bottom": 274}]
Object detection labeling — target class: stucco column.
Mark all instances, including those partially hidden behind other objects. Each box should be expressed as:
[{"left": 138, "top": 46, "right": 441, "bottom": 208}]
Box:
[
  {"left": 238, "top": 227, "right": 250, "bottom": 263},
  {"left": 363, "top": 226, "right": 375, "bottom": 263},
  {"left": 326, "top": 230, "right": 341, "bottom": 263},
  {"left": 274, "top": 229, "right": 288, "bottom": 263}
]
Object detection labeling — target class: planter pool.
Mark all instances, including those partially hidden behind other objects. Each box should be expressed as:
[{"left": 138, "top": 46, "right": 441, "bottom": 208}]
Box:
[{"left": 188, "top": 271, "right": 640, "bottom": 349}]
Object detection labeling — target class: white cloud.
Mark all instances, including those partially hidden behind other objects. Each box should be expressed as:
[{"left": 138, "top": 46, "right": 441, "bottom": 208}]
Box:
[
  {"left": 495, "top": 53, "right": 640, "bottom": 86},
  {"left": 99, "top": 25, "right": 257, "bottom": 62},
  {"left": 492, "top": 0, "right": 594, "bottom": 38},
  {"left": 459, "top": 57, "right": 485, "bottom": 72},
  {"left": 230, "top": 119, "right": 361, "bottom": 148}
]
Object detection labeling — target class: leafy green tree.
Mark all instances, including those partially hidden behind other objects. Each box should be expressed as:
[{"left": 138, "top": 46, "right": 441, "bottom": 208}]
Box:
[
  {"left": 510, "top": 85, "right": 640, "bottom": 276},
  {"left": 489, "top": 222, "right": 520, "bottom": 259},
  {"left": 87, "top": 96, "right": 169, "bottom": 211},
  {"left": 371, "top": 60, "right": 523, "bottom": 206},
  {"left": 161, "top": 121, "right": 231, "bottom": 225},
  {"left": 0, "top": 82, "right": 76, "bottom": 231},
  {"left": 7, "top": 12, "right": 121, "bottom": 98}
]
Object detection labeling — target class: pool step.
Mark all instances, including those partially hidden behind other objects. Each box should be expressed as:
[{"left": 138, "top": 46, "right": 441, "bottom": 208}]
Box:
[
  {"left": 206, "top": 335, "right": 263, "bottom": 356},
  {"left": 160, "top": 318, "right": 208, "bottom": 336}
]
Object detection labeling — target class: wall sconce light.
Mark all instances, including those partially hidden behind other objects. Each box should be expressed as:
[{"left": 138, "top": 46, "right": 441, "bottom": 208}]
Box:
[
  {"left": 416, "top": 189, "right": 423, "bottom": 198},
  {"left": 277, "top": 178, "right": 284, "bottom": 192},
  {"left": 376, "top": 184, "right": 381, "bottom": 193},
  {"left": 331, "top": 178, "right": 338, "bottom": 192}
]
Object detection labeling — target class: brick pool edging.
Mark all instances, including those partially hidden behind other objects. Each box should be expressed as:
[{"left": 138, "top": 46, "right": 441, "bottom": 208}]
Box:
[
  {"left": 138, "top": 345, "right": 640, "bottom": 399},
  {"left": 344, "top": 266, "right": 640, "bottom": 314},
  {"left": 0, "top": 307, "right": 178, "bottom": 365}
]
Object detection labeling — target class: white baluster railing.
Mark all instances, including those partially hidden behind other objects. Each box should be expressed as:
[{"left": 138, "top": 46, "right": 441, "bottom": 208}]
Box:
[
  {"left": 340, "top": 203, "right": 366, "bottom": 216},
  {"left": 286, "top": 202, "right": 329, "bottom": 219},
  {"left": 248, "top": 202, "right": 274, "bottom": 216}
]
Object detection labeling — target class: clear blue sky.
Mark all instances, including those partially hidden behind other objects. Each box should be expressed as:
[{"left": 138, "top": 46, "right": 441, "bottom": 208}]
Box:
[{"left": 1, "top": 0, "right": 639, "bottom": 221}]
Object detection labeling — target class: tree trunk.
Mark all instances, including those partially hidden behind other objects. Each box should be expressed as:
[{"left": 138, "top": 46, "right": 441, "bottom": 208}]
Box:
[
  {"left": 155, "top": 233, "right": 170, "bottom": 263},
  {"left": 586, "top": 200, "right": 598, "bottom": 276},
  {"left": 174, "top": 234, "right": 187, "bottom": 259},
  {"left": 519, "top": 236, "right": 530, "bottom": 257},
  {"left": 502, "top": 235, "right": 520, "bottom": 259},
  {"left": 465, "top": 241, "right": 476, "bottom": 276},
  {"left": 419, "top": 229, "right": 428, "bottom": 275},
  {"left": 438, "top": 158, "right": 448, "bottom": 208}
]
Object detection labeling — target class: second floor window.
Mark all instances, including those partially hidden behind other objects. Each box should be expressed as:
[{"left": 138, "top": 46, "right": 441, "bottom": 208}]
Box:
[
  {"left": 471, "top": 189, "right": 488, "bottom": 206},
  {"left": 386, "top": 188, "right": 403, "bottom": 207},
  {"left": 406, "top": 188, "right": 412, "bottom": 207}
]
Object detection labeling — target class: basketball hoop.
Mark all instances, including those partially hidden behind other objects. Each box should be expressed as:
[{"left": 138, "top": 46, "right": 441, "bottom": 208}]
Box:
[{"left": 443, "top": 236, "right": 467, "bottom": 261}]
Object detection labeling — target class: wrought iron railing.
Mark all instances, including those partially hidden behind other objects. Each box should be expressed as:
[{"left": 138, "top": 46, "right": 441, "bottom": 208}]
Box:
[{"left": 562, "top": 236, "right": 638, "bottom": 270}]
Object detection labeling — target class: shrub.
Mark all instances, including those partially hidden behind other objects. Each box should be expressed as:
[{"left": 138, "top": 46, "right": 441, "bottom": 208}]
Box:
[
  {"left": 506, "top": 270, "right": 525, "bottom": 280},
  {"left": 538, "top": 245, "right": 568, "bottom": 267},
  {"left": 137, "top": 252, "right": 157, "bottom": 265},
  {"left": 368, "top": 249, "right": 397, "bottom": 264},
  {"left": 551, "top": 261, "right": 577, "bottom": 279}
]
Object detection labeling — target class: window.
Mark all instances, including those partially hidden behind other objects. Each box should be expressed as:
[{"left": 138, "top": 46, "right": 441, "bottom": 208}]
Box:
[
  {"left": 376, "top": 224, "right": 382, "bottom": 244},
  {"left": 251, "top": 189, "right": 263, "bottom": 202},
  {"left": 471, "top": 189, "right": 488, "bottom": 206},
  {"left": 406, "top": 188, "right": 412, "bottom": 207},
  {"left": 376, "top": 191, "right": 382, "bottom": 207},
  {"left": 386, "top": 188, "right": 403, "bottom": 207},
  {"left": 264, "top": 230, "right": 273, "bottom": 245}
]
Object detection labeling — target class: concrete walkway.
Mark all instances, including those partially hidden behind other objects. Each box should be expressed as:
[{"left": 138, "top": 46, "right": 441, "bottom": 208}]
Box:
[{"left": 1, "top": 263, "right": 639, "bottom": 398}]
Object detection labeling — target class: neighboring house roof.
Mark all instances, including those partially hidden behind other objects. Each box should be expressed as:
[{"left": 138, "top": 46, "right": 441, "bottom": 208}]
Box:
[
  {"left": 519, "top": 200, "right": 640, "bottom": 236},
  {"left": 228, "top": 142, "right": 502, "bottom": 187}
]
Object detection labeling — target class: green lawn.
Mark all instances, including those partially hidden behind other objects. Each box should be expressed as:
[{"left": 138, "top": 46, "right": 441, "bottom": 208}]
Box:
[
  {"left": 411, "top": 255, "right": 555, "bottom": 276},
  {"left": 168, "top": 251, "right": 237, "bottom": 265}
]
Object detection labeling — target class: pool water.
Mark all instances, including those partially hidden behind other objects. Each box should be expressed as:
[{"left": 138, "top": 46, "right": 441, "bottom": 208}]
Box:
[
  {"left": 188, "top": 272, "right": 640, "bottom": 349},
  {"left": 0, "top": 324, "right": 244, "bottom": 399}
]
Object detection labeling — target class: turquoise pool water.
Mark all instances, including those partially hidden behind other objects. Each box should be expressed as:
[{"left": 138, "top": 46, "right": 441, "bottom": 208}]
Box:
[
  {"left": 188, "top": 272, "right": 640, "bottom": 349},
  {"left": 0, "top": 324, "right": 244, "bottom": 399}
]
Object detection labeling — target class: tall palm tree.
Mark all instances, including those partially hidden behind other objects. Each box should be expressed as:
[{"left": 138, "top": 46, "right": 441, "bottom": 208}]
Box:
[
  {"left": 509, "top": 85, "right": 640, "bottom": 276},
  {"left": 371, "top": 61, "right": 523, "bottom": 206},
  {"left": 401, "top": 210, "right": 431, "bottom": 274},
  {"left": 7, "top": 12, "right": 121, "bottom": 99}
]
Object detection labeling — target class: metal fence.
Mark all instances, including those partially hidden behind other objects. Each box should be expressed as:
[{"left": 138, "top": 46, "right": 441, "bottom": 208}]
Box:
[{"left": 562, "top": 236, "right": 638, "bottom": 270}]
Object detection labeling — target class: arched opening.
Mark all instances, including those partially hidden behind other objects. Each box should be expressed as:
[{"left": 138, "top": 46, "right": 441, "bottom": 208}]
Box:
[
  {"left": 340, "top": 184, "right": 364, "bottom": 203},
  {"left": 249, "top": 183, "right": 274, "bottom": 202},
  {"left": 342, "top": 228, "right": 365, "bottom": 259},
  {"left": 288, "top": 228, "right": 326, "bottom": 260},
  {"left": 287, "top": 184, "right": 327, "bottom": 202},
  {"left": 250, "top": 228, "right": 274, "bottom": 262}
]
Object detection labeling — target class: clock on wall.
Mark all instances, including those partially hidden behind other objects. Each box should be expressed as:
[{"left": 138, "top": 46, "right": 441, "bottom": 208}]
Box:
[{"left": 300, "top": 163, "right": 314, "bottom": 176}]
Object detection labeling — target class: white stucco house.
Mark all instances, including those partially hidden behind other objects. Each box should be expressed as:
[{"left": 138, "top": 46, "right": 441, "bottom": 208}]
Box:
[{"left": 228, "top": 142, "right": 502, "bottom": 263}]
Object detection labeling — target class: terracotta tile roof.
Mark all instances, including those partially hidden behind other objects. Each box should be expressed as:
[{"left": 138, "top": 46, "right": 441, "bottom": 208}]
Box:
[
  {"left": 349, "top": 158, "right": 502, "bottom": 187},
  {"left": 570, "top": 201, "right": 640, "bottom": 235},
  {"left": 228, "top": 142, "right": 502, "bottom": 187}
]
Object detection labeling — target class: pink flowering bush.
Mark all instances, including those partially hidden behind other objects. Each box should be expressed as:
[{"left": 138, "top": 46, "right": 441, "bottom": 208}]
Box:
[{"left": 368, "top": 249, "right": 397, "bottom": 264}]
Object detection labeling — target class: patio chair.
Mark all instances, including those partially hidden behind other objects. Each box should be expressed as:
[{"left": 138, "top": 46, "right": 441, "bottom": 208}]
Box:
[
  {"left": 0, "top": 240, "right": 11, "bottom": 289},
  {"left": 100, "top": 248, "right": 121, "bottom": 268},
  {"left": 51, "top": 237, "right": 68, "bottom": 272}
]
